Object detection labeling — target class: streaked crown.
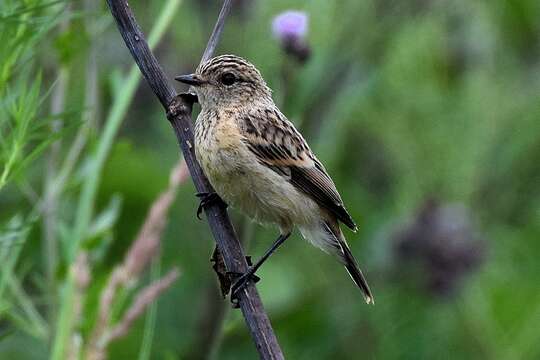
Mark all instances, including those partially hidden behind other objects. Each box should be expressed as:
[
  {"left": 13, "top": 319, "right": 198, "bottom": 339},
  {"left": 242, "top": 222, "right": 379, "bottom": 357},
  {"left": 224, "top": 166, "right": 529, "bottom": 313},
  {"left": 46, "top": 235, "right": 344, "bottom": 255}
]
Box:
[
  {"left": 197, "top": 55, "right": 261, "bottom": 78},
  {"left": 190, "top": 55, "right": 272, "bottom": 108}
]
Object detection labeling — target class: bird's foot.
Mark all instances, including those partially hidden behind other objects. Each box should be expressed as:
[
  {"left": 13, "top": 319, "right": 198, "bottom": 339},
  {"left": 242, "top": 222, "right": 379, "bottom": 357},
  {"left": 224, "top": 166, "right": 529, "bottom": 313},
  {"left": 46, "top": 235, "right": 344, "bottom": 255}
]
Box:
[
  {"left": 227, "top": 266, "right": 261, "bottom": 308},
  {"left": 166, "top": 93, "right": 197, "bottom": 121},
  {"left": 195, "top": 191, "right": 227, "bottom": 219}
]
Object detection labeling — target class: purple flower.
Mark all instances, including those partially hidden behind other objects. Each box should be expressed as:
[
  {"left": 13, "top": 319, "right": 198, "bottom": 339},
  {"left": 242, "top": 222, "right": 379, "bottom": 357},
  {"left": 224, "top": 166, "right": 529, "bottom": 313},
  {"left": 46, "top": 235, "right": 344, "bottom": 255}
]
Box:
[
  {"left": 272, "top": 10, "right": 308, "bottom": 41},
  {"left": 271, "top": 11, "right": 311, "bottom": 63}
]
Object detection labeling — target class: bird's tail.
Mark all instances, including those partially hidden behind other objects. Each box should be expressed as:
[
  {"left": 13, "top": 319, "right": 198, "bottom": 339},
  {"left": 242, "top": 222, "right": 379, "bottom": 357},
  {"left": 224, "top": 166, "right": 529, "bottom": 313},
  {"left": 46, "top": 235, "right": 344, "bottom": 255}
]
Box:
[{"left": 299, "top": 220, "right": 374, "bottom": 304}]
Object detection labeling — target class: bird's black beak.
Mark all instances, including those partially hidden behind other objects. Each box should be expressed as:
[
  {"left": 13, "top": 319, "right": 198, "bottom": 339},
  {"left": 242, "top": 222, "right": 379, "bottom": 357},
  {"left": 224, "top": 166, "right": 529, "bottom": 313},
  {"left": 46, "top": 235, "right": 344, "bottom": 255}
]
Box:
[{"left": 175, "top": 73, "right": 204, "bottom": 86}]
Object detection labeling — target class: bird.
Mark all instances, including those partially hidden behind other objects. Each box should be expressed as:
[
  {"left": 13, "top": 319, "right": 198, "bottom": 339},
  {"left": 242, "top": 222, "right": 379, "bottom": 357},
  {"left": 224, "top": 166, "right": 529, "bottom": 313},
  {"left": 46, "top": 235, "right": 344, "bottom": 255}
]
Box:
[{"left": 175, "top": 54, "right": 373, "bottom": 304}]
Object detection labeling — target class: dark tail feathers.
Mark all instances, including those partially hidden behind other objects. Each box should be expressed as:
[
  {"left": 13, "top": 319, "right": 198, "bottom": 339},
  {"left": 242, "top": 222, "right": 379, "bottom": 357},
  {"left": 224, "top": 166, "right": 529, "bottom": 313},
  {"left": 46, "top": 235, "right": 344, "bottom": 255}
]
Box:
[
  {"left": 339, "top": 238, "right": 374, "bottom": 304},
  {"left": 324, "top": 222, "right": 374, "bottom": 304}
]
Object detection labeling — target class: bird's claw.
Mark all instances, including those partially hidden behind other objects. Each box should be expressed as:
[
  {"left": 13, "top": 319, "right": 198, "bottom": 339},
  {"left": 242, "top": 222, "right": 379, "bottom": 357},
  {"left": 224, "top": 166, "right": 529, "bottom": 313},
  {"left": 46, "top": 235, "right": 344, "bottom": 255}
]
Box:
[
  {"left": 228, "top": 267, "right": 261, "bottom": 308},
  {"left": 195, "top": 191, "right": 227, "bottom": 219},
  {"left": 166, "top": 93, "right": 195, "bottom": 121}
]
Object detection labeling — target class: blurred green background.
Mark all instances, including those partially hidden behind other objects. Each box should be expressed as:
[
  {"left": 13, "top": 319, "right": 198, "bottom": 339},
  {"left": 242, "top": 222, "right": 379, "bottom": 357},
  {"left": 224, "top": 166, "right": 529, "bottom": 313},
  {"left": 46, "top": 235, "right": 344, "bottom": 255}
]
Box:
[{"left": 1, "top": 0, "right": 540, "bottom": 359}]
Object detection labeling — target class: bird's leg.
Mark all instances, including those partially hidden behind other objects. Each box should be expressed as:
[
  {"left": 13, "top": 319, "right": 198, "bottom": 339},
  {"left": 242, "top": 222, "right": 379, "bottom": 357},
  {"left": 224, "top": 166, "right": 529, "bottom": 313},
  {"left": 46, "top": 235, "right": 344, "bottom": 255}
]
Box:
[
  {"left": 195, "top": 191, "right": 227, "bottom": 219},
  {"left": 230, "top": 232, "right": 291, "bottom": 305},
  {"left": 226, "top": 256, "right": 260, "bottom": 280}
]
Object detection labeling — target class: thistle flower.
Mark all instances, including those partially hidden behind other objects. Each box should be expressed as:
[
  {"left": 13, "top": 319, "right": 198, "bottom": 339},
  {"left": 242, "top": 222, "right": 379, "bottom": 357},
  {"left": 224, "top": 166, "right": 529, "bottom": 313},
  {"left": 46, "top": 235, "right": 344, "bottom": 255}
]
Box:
[
  {"left": 272, "top": 11, "right": 308, "bottom": 40},
  {"left": 272, "top": 10, "right": 311, "bottom": 63}
]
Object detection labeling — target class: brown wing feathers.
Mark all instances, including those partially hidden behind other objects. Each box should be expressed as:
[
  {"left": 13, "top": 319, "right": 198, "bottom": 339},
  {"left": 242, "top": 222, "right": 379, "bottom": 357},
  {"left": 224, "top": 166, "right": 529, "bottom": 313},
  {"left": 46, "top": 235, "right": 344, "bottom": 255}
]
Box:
[
  {"left": 241, "top": 110, "right": 357, "bottom": 231},
  {"left": 289, "top": 165, "right": 357, "bottom": 231}
]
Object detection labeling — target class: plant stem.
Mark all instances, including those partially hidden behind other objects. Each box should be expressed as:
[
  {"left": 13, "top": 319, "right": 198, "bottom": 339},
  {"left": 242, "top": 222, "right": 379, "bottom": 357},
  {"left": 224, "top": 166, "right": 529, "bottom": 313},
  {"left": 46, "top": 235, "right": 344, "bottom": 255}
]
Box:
[
  {"left": 0, "top": 143, "right": 19, "bottom": 191},
  {"left": 138, "top": 254, "right": 161, "bottom": 360},
  {"left": 105, "top": 0, "right": 285, "bottom": 357},
  {"left": 70, "top": 0, "right": 182, "bottom": 260},
  {"left": 51, "top": 2, "right": 181, "bottom": 359},
  {"left": 43, "top": 62, "right": 69, "bottom": 326}
]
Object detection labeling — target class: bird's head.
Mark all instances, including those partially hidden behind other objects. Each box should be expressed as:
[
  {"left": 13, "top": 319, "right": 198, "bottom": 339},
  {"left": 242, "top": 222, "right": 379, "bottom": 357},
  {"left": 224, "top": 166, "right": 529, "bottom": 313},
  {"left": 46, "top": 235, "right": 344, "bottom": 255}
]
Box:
[{"left": 175, "top": 55, "right": 272, "bottom": 109}]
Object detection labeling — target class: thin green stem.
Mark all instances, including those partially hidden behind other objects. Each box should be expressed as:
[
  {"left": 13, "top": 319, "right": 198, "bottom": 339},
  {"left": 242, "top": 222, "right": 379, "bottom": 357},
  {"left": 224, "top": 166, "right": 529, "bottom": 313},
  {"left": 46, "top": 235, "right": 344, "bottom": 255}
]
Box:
[
  {"left": 138, "top": 254, "right": 161, "bottom": 360},
  {"left": 0, "top": 142, "right": 19, "bottom": 191},
  {"left": 69, "top": 0, "right": 182, "bottom": 259},
  {"left": 6, "top": 272, "right": 49, "bottom": 339},
  {"left": 43, "top": 65, "right": 70, "bottom": 326},
  {"left": 51, "top": 1, "right": 181, "bottom": 359},
  {"left": 0, "top": 217, "right": 48, "bottom": 339}
]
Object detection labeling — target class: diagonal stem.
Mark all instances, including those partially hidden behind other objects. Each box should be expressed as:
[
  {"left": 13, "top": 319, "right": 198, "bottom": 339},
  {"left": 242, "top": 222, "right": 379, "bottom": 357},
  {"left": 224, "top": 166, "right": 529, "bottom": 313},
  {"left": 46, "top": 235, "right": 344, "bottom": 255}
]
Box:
[
  {"left": 200, "top": 0, "right": 235, "bottom": 65},
  {"left": 105, "top": 0, "right": 284, "bottom": 359}
]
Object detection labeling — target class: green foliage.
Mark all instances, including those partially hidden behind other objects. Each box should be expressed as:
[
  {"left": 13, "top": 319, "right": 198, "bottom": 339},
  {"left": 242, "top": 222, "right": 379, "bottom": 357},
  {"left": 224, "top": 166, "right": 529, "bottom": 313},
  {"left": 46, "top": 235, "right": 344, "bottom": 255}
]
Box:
[
  {"left": 1, "top": 0, "right": 540, "bottom": 359},
  {"left": 0, "top": 214, "right": 47, "bottom": 339},
  {"left": 0, "top": 0, "right": 63, "bottom": 190}
]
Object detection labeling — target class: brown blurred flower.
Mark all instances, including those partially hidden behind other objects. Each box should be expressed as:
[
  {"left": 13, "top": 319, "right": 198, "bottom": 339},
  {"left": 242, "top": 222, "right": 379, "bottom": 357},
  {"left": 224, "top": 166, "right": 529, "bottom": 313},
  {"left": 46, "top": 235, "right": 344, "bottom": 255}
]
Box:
[{"left": 393, "top": 199, "right": 486, "bottom": 297}]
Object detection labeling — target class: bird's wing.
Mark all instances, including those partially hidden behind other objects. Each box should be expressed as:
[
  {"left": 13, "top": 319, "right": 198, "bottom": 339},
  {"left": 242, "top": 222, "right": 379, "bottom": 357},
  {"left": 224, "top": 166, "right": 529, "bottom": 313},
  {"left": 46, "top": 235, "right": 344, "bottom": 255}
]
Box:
[{"left": 240, "top": 108, "right": 357, "bottom": 231}]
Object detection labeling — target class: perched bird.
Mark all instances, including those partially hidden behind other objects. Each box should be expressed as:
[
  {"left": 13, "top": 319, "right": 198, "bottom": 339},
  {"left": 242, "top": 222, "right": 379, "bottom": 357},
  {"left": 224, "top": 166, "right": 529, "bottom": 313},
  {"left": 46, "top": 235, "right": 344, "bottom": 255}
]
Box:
[{"left": 176, "top": 55, "right": 373, "bottom": 304}]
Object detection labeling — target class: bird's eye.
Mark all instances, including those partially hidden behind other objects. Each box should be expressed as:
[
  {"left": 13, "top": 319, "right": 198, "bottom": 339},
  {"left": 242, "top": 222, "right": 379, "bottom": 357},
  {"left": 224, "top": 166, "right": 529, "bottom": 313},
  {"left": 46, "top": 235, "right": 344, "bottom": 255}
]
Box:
[{"left": 220, "top": 72, "right": 236, "bottom": 86}]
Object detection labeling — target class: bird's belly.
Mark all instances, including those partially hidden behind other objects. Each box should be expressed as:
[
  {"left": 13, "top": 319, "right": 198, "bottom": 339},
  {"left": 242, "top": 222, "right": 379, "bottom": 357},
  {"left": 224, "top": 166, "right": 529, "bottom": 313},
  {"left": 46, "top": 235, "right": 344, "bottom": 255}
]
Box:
[{"left": 197, "top": 142, "right": 319, "bottom": 229}]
